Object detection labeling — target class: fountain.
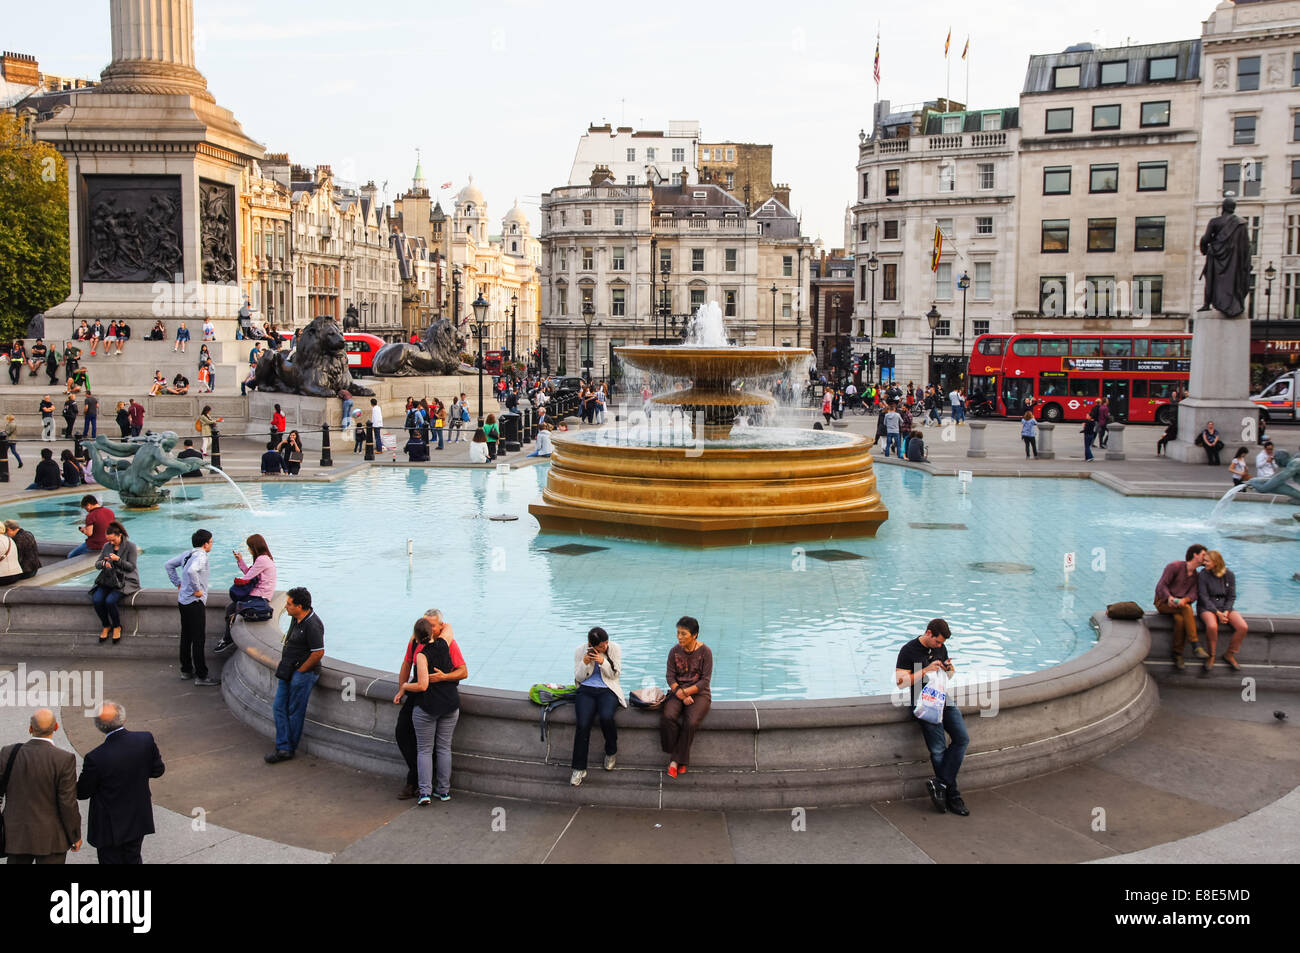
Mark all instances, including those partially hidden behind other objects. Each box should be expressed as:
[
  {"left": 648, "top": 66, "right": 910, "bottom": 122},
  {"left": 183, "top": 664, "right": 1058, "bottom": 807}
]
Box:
[
  {"left": 528, "top": 304, "right": 889, "bottom": 545},
  {"left": 87, "top": 433, "right": 206, "bottom": 509}
]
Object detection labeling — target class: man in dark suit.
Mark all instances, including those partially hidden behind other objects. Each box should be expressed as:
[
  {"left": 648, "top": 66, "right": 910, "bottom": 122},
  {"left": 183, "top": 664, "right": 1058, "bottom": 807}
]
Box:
[
  {"left": 76, "top": 701, "right": 165, "bottom": 864},
  {"left": 1, "top": 708, "right": 82, "bottom": 864}
]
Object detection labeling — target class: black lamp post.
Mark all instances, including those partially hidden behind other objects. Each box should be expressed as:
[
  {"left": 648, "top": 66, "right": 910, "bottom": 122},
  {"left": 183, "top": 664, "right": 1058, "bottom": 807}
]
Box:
[
  {"left": 926, "top": 304, "right": 940, "bottom": 387},
  {"left": 510, "top": 292, "right": 518, "bottom": 371},
  {"left": 582, "top": 301, "right": 595, "bottom": 380},
  {"left": 958, "top": 270, "right": 970, "bottom": 380},
  {"left": 471, "top": 292, "right": 489, "bottom": 429},
  {"left": 771, "top": 283, "right": 778, "bottom": 346},
  {"left": 660, "top": 260, "right": 671, "bottom": 342},
  {"left": 867, "top": 252, "right": 879, "bottom": 385},
  {"left": 452, "top": 267, "right": 462, "bottom": 328},
  {"left": 360, "top": 300, "right": 369, "bottom": 333},
  {"left": 1264, "top": 261, "right": 1277, "bottom": 357}
]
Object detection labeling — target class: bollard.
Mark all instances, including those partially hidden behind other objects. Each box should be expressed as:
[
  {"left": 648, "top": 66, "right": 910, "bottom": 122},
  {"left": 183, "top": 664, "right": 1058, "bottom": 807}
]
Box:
[
  {"left": 0, "top": 433, "right": 8, "bottom": 483},
  {"left": 1104, "top": 422, "right": 1126, "bottom": 461},
  {"left": 1036, "top": 422, "right": 1056, "bottom": 460},
  {"left": 73, "top": 436, "right": 86, "bottom": 465},
  {"left": 319, "top": 423, "right": 333, "bottom": 468},
  {"left": 966, "top": 420, "right": 988, "bottom": 458},
  {"left": 210, "top": 427, "right": 222, "bottom": 470},
  {"left": 364, "top": 421, "right": 375, "bottom": 461}
]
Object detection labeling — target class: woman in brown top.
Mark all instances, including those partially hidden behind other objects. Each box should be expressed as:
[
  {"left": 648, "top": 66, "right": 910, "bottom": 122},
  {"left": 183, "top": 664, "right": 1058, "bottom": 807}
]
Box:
[{"left": 660, "top": 615, "right": 712, "bottom": 778}]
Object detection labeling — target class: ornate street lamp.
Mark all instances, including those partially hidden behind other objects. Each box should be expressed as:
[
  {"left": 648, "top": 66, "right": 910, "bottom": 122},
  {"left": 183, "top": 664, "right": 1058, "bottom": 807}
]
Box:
[
  {"left": 1264, "top": 261, "right": 1277, "bottom": 357},
  {"left": 771, "top": 283, "right": 779, "bottom": 346},
  {"left": 471, "top": 292, "right": 489, "bottom": 429},
  {"left": 660, "top": 258, "right": 671, "bottom": 342},
  {"left": 510, "top": 292, "right": 518, "bottom": 375},
  {"left": 867, "top": 252, "right": 879, "bottom": 385},
  {"left": 582, "top": 300, "right": 595, "bottom": 380},
  {"left": 926, "top": 304, "right": 941, "bottom": 387},
  {"left": 958, "top": 271, "right": 971, "bottom": 381}
]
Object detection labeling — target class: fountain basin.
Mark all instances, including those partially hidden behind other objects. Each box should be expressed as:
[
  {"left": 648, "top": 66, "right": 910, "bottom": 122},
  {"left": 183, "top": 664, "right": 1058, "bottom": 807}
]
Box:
[{"left": 529, "top": 429, "right": 889, "bottom": 545}]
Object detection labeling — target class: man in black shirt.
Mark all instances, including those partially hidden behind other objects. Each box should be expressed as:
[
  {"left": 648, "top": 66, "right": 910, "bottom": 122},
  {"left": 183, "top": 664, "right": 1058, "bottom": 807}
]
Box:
[
  {"left": 39, "top": 395, "right": 55, "bottom": 442},
  {"left": 177, "top": 439, "right": 203, "bottom": 461},
  {"left": 905, "top": 431, "right": 927, "bottom": 462},
  {"left": 27, "top": 448, "right": 62, "bottom": 491},
  {"left": 895, "top": 618, "right": 970, "bottom": 816},
  {"left": 266, "top": 588, "right": 325, "bottom": 763},
  {"left": 259, "top": 440, "right": 283, "bottom": 475}
]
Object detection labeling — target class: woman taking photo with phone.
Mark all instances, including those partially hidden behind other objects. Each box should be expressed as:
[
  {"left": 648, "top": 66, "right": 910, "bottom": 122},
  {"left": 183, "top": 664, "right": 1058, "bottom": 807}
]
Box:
[
  {"left": 215, "top": 533, "right": 276, "bottom": 653},
  {"left": 89, "top": 521, "right": 139, "bottom": 645},
  {"left": 569, "top": 626, "right": 625, "bottom": 787}
]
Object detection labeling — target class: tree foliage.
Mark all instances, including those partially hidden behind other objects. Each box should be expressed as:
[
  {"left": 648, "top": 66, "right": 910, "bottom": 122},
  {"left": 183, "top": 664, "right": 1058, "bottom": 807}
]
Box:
[{"left": 0, "top": 112, "right": 69, "bottom": 340}]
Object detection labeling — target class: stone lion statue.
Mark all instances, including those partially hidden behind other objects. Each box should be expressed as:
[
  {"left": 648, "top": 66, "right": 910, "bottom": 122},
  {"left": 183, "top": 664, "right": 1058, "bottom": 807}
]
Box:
[
  {"left": 253, "top": 315, "right": 374, "bottom": 398},
  {"left": 372, "top": 317, "right": 464, "bottom": 377}
]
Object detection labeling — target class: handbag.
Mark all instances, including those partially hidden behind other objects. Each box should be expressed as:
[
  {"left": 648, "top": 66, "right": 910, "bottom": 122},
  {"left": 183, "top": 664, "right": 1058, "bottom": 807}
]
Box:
[
  {"left": 229, "top": 574, "right": 260, "bottom": 601},
  {"left": 94, "top": 552, "right": 125, "bottom": 591},
  {"left": 287, "top": 449, "right": 304, "bottom": 464},
  {"left": 0, "top": 742, "right": 23, "bottom": 856}
]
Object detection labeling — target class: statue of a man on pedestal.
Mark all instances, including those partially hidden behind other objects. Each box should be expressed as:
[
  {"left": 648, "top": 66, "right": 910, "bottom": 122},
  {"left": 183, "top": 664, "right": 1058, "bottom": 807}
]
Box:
[{"left": 1198, "top": 198, "right": 1251, "bottom": 317}]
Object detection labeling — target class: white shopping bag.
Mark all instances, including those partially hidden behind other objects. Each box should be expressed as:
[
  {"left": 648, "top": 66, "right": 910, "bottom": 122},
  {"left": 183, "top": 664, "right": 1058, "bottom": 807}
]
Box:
[{"left": 913, "top": 669, "right": 948, "bottom": 725}]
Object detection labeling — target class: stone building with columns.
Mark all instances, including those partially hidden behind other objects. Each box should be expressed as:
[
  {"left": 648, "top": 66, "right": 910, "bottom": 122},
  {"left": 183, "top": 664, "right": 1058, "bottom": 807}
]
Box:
[{"left": 239, "top": 155, "right": 292, "bottom": 329}]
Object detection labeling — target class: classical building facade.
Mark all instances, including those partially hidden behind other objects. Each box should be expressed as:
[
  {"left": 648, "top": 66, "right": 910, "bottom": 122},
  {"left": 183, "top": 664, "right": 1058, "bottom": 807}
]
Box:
[
  {"left": 852, "top": 102, "right": 1021, "bottom": 387},
  {"left": 239, "top": 156, "right": 292, "bottom": 328},
  {"left": 1015, "top": 40, "right": 1201, "bottom": 333},
  {"left": 568, "top": 121, "right": 701, "bottom": 187},
  {"left": 1197, "top": 0, "right": 1300, "bottom": 381}
]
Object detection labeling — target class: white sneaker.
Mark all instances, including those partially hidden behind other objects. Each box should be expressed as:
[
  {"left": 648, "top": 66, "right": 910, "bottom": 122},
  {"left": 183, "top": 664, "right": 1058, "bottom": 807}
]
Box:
[
  {"left": 570, "top": 770, "right": 586, "bottom": 786},
  {"left": 603, "top": 755, "right": 616, "bottom": 771}
]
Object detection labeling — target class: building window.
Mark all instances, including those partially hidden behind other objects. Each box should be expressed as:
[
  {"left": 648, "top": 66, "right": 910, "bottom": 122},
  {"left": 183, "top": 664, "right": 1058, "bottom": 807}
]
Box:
[
  {"left": 862, "top": 172, "right": 870, "bottom": 198},
  {"left": 1100, "top": 61, "right": 1127, "bottom": 85},
  {"left": 782, "top": 293, "right": 792, "bottom": 318},
  {"left": 938, "top": 162, "right": 956, "bottom": 192},
  {"left": 1149, "top": 56, "right": 1177, "bottom": 82},
  {"left": 692, "top": 248, "right": 704, "bottom": 272},
  {"left": 660, "top": 248, "right": 671, "bottom": 272},
  {"left": 1043, "top": 166, "right": 1072, "bottom": 194},
  {"left": 973, "top": 319, "right": 991, "bottom": 336},
  {"left": 1045, "top": 108, "right": 1073, "bottom": 133},
  {"left": 1092, "top": 104, "right": 1122, "bottom": 130},
  {"left": 1233, "top": 115, "right": 1257, "bottom": 145},
  {"left": 614, "top": 209, "right": 624, "bottom": 226},
  {"left": 1135, "top": 216, "right": 1166, "bottom": 251},
  {"left": 670, "top": 172, "right": 683, "bottom": 186},
  {"left": 581, "top": 247, "right": 594, "bottom": 270},
  {"left": 974, "top": 261, "right": 992, "bottom": 299},
  {"left": 1053, "top": 65, "right": 1081, "bottom": 89},
  {"left": 611, "top": 287, "right": 626, "bottom": 316},
  {"left": 724, "top": 248, "right": 737, "bottom": 272},
  {"left": 885, "top": 169, "right": 901, "bottom": 196},
  {"left": 672, "top": 147, "right": 685, "bottom": 162},
  {"left": 612, "top": 246, "right": 625, "bottom": 271},
  {"left": 975, "top": 216, "right": 994, "bottom": 235},
  {"left": 978, "top": 162, "right": 995, "bottom": 190},
  {"left": 690, "top": 288, "right": 705, "bottom": 310},
  {"left": 556, "top": 288, "right": 567, "bottom": 315},
  {"left": 943, "top": 115, "right": 962, "bottom": 134},
  {"left": 1289, "top": 215, "right": 1300, "bottom": 255},
  {"left": 783, "top": 255, "right": 793, "bottom": 277},
  {"left": 1294, "top": 112, "right": 1300, "bottom": 141},
  {"left": 1140, "top": 101, "right": 1171, "bottom": 127},
  {"left": 1041, "top": 220, "right": 1070, "bottom": 253},
  {"left": 725, "top": 172, "right": 735, "bottom": 189},
  {"left": 1286, "top": 272, "right": 1300, "bottom": 318},
  {"left": 935, "top": 319, "right": 951, "bottom": 336},
  {"left": 581, "top": 288, "right": 594, "bottom": 309},
  {"left": 982, "top": 112, "right": 1002, "bottom": 131},
  {"left": 1291, "top": 160, "right": 1300, "bottom": 195},
  {"left": 626, "top": 148, "right": 636, "bottom": 162},
  {"left": 1088, "top": 218, "right": 1117, "bottom": 252},
  {"left": 1224, "top": 160, "right": 1262, "bottom": 198},
  {"left": 882, "top": 263, "right": 898, "bottom": 300},
  {"left": 859, "top": 222, "right": 869, "bottom": 241},
  {"left": 722, "top": 289, "right": 737, "bottom": 317},
  {"left": 1089, "top": 164, "right": 1119, "bottom": 193},
  {"left": 883, "top": 219, "right": 900, "bottom": 240},
  {"left": 1085, "top": 276, "right": 1117, "bottom": 316},
  {"left": 1238, "top": 56, "right": 1260, "bottom": 91},
  {"left": 1133, "top": 275, "right": 1163, "bottom": 315},
  {"left": 726, "top": 148, "right": 735, "bottom": 161},
  {"left": 881, "top": 319, "right": 897, "bottom": 337},
  {"left": 626, "top": 175, "right": 636, "bottom": 186},
  {"left": 646, "top": 147, "right": 656, "bottom": 162},
  {"left": 1137, "top": 161, "right": 1168, "bottom": 191},
  {"left": 935, "top": 262, "right": 953, "bottom": 301}
]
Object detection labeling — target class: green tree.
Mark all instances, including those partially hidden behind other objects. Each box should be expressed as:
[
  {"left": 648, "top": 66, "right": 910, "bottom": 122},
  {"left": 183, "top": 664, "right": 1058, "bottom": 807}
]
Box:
[{"left": 0, "top": 112, "right": 69, "bottom": 340}]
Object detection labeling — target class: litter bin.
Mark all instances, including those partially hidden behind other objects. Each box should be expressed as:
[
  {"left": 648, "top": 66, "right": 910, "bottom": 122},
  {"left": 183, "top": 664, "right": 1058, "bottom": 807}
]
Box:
[{"left": 500, "top": 412, "right": 522, "bottom": 453}]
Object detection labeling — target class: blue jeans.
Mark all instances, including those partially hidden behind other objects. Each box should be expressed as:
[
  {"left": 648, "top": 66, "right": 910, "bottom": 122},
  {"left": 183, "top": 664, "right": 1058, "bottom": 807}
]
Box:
[
  {"left": 918, "top": 704, "right": 969, "bottom": 793},
  {"left": 952, "top": 404, "right": 965, "bottom": 423},
  {"left": 91, "top": 587, "right": 124, "bottom": 628},
  {"left": 433, "top": 426, "right": 444, "bottom": 450},
  {"left": 571, "top": 684, "right": 619, "bottom": 771},
  {"left": 67, "top": 541, "right": 94, "bottom": 559},
  {"left": 273, "top": 669, "right": 320, "bottom": 753},
  {"left": 1084, "top": 432, "right": 1096, "bottom": 461},
  {"left": 886, "top": 433, "right": 900, "bottom": 457},
  {"left": 80, "top": 414, "right": 97, "bottom": 438}
]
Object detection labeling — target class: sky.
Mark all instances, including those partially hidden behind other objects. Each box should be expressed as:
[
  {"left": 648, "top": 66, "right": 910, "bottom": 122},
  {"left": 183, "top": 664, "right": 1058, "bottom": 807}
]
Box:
[{"left": 8, "top": 0, "right": 1212, "bottom": 244}]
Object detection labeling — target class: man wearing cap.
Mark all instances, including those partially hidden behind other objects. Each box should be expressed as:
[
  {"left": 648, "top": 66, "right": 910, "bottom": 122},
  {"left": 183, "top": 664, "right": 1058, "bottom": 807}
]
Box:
[{"left": 895, "top": 618, "right": 970, "bottom": 816}]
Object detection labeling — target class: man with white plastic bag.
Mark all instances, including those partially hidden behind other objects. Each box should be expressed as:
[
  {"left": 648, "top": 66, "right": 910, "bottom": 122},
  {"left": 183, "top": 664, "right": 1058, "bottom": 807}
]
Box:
[{"left": 895, "top": 619, "right": 970, "bottom": 816}]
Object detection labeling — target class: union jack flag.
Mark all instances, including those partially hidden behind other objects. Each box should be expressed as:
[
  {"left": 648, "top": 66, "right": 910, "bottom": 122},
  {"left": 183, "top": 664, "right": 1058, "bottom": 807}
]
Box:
[{"left": 440, "top": 181, "right": 452, "bottom": 190}]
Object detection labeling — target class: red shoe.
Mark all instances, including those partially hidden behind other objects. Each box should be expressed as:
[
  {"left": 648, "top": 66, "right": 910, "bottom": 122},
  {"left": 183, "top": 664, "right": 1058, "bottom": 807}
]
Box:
[{"left": 667, "top": 763, "right": 678, "bottom": 779}]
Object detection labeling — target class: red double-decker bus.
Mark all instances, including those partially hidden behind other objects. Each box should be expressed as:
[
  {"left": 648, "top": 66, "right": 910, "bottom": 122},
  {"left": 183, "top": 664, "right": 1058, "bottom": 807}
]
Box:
[{"left": 967, "top": 332, "right": 1190, "bottom": 425}]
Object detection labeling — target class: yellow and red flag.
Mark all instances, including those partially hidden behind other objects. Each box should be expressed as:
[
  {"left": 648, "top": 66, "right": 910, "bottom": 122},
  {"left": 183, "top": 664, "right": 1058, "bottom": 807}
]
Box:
[
  {"left": 944, "top": 28, "right": 951, "bottom": 57},
  {"left": 931, "top": 224, "right": 943, "bottom": 272},
  {"left": 962, "top": 36, "right": 969, "bottom": 60}
]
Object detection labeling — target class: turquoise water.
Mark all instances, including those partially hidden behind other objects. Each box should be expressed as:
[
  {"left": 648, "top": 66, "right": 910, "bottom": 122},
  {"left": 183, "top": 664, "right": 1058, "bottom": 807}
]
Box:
[{"left": 7, "top": 466, "right": 1297, "bottom": 700}]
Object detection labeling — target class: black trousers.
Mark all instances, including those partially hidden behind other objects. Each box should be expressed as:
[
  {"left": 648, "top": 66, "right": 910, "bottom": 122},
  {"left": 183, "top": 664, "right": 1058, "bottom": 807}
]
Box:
[
  {"left": 97, "top": 837, "right": 144, "bottom": 864},
  {"left": 659, "top": 694, "right": 711, "bottom": 766},
  {"left": 178, "top": 599, "right": 207, "bottom": 678},
  {"left": 6, "top": 852, "right": 67, "bottom": 864},
  {"left": 396, "top": 696, "right": 418, "bottom": 787},
  {"left": 63, "top": 415, "right": 76, "bottom": 439}
]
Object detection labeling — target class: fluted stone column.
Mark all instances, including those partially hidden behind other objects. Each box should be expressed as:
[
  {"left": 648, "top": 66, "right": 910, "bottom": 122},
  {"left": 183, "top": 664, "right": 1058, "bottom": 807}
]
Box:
[{"left": 99, "top": 0, "right": 212, "bottom": 100}]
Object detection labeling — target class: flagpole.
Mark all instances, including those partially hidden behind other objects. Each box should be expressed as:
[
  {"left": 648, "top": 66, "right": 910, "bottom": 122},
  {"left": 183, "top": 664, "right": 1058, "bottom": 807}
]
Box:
[{"left": 966, "top": 39, "right": 971, "bottom": 108}]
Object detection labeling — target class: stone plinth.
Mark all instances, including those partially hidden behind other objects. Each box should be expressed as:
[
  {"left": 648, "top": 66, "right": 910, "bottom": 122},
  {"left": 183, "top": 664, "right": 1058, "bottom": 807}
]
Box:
[{"left": 1167, "top": 309, "right": 1258, "bottom": 462}]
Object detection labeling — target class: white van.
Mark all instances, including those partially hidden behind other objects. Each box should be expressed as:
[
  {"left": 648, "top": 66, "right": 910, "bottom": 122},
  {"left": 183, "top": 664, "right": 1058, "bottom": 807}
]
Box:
[{"left": 1252, "top": 370, "right": 1299, "bottom": 421}]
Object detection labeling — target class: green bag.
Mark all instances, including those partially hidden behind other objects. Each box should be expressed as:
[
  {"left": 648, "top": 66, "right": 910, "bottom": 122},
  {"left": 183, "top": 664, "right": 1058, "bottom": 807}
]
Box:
[{"left": 528, "top": 682, "right": 578, "bottom": 705}]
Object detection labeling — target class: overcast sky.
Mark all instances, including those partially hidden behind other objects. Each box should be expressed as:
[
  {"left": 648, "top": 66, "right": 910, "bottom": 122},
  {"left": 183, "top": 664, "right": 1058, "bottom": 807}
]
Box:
[{"left": 10, "top": 0, "right": 1210, "bottom": 244}]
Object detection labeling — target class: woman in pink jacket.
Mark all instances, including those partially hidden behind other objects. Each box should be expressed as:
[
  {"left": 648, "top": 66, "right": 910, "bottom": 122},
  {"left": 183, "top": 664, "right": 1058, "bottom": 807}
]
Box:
[{"left": 215, "top": 533, "right": 277, "bottom": 653}]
